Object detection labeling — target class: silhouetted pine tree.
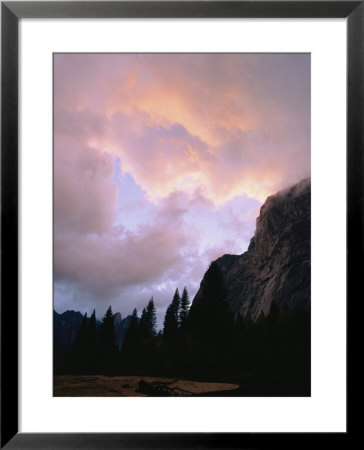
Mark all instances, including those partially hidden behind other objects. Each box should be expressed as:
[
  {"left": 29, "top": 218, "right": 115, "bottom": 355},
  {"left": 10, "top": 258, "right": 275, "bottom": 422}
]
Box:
[
  {"left": 99, "top": 306, "right": 115, "bottom": 352},
  {"left": 85, "top": 309, "right": 97, "bottom": 372},
  {"left": 163, "top": 289, "right": 180, "bottom": 341},
  {"left": 146, "top": 297, "right": 157, "bottom": 337},
  {"left": 139, "top": 307, "right": 149, "bottom": 339},
  {"left": 121, "top": 308, "right": 140, "bottom": 371},
  {"left": 123, "top": 308, "right": 139, "bottom": 350},
  {"left": 72, "top": 312, "right": 88, "bottom": 373},
  {"left": 179, "top": 286, "right": 190, "bottom": 326},
  {"left": 98, "top": 306, "right": 117, "bottom": 373},
  {"left": 73, "top": 312, "right": 88, "bottom": 352},
  {"left": 87, "top": 309, "right": 97, "bottom": 348},
  {"left": 130, "top": 299, "right": 158, "bottom": 373},
  {"left": 163, "top": 304, "right": 175, "bottom": 339}
]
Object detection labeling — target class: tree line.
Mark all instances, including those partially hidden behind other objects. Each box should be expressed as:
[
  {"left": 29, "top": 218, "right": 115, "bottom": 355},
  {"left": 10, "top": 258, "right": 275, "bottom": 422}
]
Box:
[{"left": 54, "top": 262, "right": 310, "bottom": 394}]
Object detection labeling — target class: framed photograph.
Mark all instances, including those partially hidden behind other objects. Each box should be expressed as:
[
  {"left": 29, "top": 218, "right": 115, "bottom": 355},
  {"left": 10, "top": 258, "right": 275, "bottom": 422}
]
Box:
[{"left": 2, "top": 1, "right": 358, "bottom": 447}]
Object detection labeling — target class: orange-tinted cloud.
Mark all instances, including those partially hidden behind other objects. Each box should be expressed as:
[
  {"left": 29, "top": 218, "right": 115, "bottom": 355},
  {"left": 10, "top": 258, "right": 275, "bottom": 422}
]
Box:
[{"left": 53, "top": 53, "right": 310, "bottom": 317}]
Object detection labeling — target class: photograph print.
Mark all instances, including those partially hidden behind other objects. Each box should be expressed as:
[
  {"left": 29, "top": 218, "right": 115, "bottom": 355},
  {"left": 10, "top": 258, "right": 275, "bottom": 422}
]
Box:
[{"left": 53, "top": 53, "right": 311, "bottom": 397}]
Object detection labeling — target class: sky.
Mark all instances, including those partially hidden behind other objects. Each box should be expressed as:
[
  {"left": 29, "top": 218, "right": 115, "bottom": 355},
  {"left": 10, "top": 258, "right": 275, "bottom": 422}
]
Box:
[{"left": 54, "top": 53, "right": 310, "bottom": 326}]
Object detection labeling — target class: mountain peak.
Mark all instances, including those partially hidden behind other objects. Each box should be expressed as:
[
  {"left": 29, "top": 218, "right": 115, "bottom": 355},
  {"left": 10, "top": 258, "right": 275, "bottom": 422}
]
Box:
[{"left": 193, "top": 178, "right": 311, "bottom": 321}]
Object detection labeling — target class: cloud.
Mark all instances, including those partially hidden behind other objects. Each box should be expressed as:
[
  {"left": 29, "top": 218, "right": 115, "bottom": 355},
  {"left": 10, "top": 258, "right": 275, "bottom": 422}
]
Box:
[
  {"left": 54, "top": 138, "right": 117, "bottom": 234},
  {"left": 55, "top": 53, "right": 310, "bottom": 201},
  {"left": 55, "top": 222, "right": 186, "bottom": 293},
  {"left": 53, "top": 53, "right": 310, "bottom": 317},
  {"left": 109, "top": 111, "right": 211, "bottom": 199}
]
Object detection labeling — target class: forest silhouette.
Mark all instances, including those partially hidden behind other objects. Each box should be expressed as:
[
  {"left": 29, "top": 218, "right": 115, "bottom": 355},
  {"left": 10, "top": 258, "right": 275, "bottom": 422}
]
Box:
[{"left": 54, "top": 262, "right": 310, "bottom": 396}]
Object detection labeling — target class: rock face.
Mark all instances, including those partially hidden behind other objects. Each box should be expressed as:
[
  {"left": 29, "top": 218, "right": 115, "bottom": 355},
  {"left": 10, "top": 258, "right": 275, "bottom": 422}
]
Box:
[
  {"left": 112, "top": 313, "right": 132, "bottom": 350},
  {"left": 54, "top": 309, "right": 132, "bottom": 351},
  {"left": 54, "top": 310, "right": 83, "bottom": 351},
  {"left": 193, "top": 178, "right": 311, "bottom": 321}
]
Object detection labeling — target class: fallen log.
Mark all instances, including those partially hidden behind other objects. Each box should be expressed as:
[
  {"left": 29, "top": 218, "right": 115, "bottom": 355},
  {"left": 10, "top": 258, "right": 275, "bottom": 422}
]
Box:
[{"left": 137, "top": 379, "right": 191, "bottom": 397}]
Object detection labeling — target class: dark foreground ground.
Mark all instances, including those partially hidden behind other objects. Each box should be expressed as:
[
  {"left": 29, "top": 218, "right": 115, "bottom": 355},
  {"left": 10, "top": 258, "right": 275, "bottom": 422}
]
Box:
[
  {"left": 54, "top": 375, "right": 239, "bottom": 396},
  {"left": 54, "top": 371, "right": 310, "bottom": 397}
]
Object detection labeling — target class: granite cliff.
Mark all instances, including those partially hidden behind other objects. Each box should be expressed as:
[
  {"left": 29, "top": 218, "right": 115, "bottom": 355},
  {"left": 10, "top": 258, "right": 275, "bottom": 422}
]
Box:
[{"left": 193, "top": 178, "right": 311, "bottom": 321}]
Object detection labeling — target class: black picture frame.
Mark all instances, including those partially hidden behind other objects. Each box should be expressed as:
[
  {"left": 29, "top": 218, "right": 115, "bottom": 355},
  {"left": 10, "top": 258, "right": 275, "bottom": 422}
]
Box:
[{"left": 1, "top": 1, "right": 358, "bottom": 448}]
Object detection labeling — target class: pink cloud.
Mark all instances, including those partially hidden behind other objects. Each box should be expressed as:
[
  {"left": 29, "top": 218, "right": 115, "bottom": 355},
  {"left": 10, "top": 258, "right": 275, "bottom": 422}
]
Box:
[
  {"left": 54, "top": 136, "right": 117, "bottom": 234},
  {"left": 53, "top": 53, "right": 310, "bottom": 317},
  {"left": 54, "top": 191, "right": 194, "bottom": 296},
  {"left": 54, "top": 54, "right": 310, "bottom": 203}
]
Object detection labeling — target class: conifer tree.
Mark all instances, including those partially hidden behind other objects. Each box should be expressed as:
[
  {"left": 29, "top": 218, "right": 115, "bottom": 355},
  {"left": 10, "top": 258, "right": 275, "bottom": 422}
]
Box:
[
  {"left": 72, "top": 312, "right": 88, "bottom": 373},
  {"left": 99, "top": 306, "right": 115, "bottom": 351},
  {"left": 123, "top": 308, "right": 139, "bottom": 349},
  {"left": 87, "top": 309, "right": 97, "bottom": 349},
  {"left": 139, "top": 307, "right": 149, "bottom": 339},
  {"left": 84, "top": 309, "right": 97, "bottom": 372},
  {"left": 74, "top": 312, "right": 88, "bottom": 351},
  {"left": 163, "top": 304, "right": 174, "bottom": 338},
  {"left": 179, "top": 286, "right": 190, "bottom": 326},
  {"left": 163, "top": 289, "right": 181, "bottom": 341},
  {"left": 172, "top": 289, "right": 181, "bottom": 326},
  {"left": 146, "top": 297, "right": 157, "bottom": 337}
]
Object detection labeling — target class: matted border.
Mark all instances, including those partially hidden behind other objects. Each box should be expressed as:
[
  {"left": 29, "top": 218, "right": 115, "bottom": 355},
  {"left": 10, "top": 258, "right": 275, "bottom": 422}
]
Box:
[{"left": 1, "top": 1, "right": 359, "bottom": 448}]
